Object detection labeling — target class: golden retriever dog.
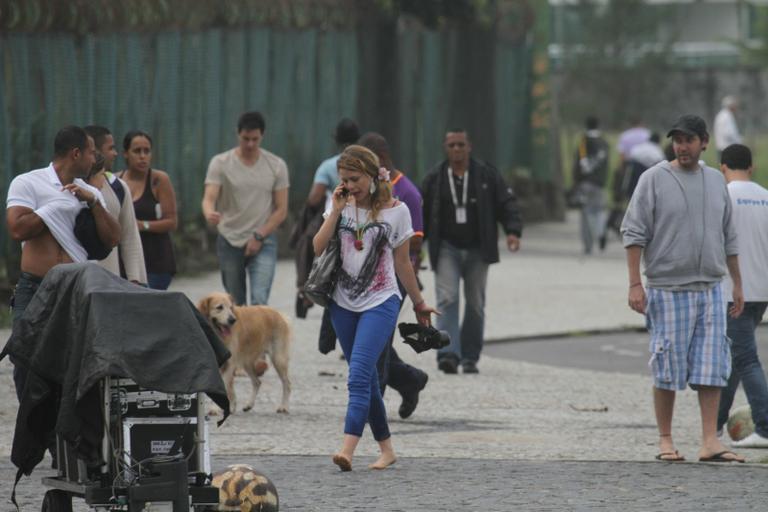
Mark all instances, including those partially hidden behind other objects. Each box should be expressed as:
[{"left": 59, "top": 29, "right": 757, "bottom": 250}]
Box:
[{"left": 197, "top": 292, "right": 291, "bottom": 414}]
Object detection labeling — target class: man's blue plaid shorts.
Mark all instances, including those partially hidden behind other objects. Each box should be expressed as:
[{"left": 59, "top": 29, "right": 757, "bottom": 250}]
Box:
[{"left": 645, "top": 283, "right": 731, "bottom": 391}]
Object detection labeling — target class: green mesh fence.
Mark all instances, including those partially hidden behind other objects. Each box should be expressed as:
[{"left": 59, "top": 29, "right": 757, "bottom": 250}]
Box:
[
  {"left": 0, "top": 24, "right": 537, "bottom": 268},
  {"left": 394, "top": 27, "right": 534, "bottom": 177}
]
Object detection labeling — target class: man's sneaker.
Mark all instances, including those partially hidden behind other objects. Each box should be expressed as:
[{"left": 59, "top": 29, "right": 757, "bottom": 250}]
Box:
[
  {"left": 438, "top": 357, "right": 458, "bottom": 374},
  {"left": 398, "top": 371, "right": 429, "bottom": 419},
  {"left": 732, "top": 432, "right": 768, "bottom": 448},
  {"left": 462, "top": 361, "right": 479, "bottom": 374}
]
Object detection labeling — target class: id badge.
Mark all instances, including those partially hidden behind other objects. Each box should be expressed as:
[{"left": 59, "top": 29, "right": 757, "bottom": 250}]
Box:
[{"left": 455, "top": 207, "right": 467, "bottom": 224}]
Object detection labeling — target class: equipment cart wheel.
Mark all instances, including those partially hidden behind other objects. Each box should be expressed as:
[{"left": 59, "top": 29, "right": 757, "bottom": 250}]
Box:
[{"left": 41, "top": 489, "right": 73, "bottom": 512}]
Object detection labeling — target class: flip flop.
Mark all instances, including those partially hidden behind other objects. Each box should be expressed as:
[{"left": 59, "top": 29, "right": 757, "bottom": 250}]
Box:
[
  {"left": 699, "top": 450, "right": 745, "bottom": 463},
  {"left": 655, "top": 450, "right": 685, "bottom": 462}
]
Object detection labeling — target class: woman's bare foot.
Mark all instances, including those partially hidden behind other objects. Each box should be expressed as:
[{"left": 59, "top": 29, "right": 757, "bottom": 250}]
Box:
[
  {"left": 369, "top": 451, "right": 397, "bottom": 470},
  {"left": 332, "top": 453, "right": 352, "bottom": 472}
]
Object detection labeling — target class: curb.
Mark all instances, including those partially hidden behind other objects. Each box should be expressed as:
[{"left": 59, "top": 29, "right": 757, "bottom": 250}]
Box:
[{"left": 485, "top": 325, "right": 647, "bottom": 344}]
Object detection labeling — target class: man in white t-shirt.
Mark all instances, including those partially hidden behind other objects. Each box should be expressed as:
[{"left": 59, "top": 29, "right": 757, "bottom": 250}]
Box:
[
  {"left": 6, "top": 125, "right": 120, "bottom": 400},
  {"left": 202, "top": 111, "right": 290, "bottom": 306},
  {"left": 714, "top": 96, "right": 743, "bottom": 156},
  {"left": 717, "top": 143, "right": 768, "bottom": 448}
]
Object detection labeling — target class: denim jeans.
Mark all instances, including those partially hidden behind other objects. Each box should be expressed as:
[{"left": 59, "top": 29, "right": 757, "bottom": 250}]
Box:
[
  {"left": 216, "top": 234, "right": 277, "bottom": 306},
  {"left": 376, "top": 281, "right": 425, "bottom": 395},
  {"left": 10, "top": 272, "right": 42, "bottom": 402},
  {"left": 147, "top": 272, "right": 173, "bottom": 290},
  {"left": 578, "top": 182, "right": 606, "bottom": 254},
  {"left": 434, "top": 242, "right": 489, "bottom": 364},
  {"left": 717, "top": 302, "right": 768, "bottom": 437},
  {"left": 330, "top": 295, "right": 400, "bottom": 441}
]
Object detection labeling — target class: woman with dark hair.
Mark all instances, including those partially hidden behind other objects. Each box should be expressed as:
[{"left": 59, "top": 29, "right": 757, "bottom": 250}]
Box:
[
  {"left": 119, "top": 131, "right": 178, "bottom": 290},
  {"left": 313, "top": 145, "right": 437, "bottom": 472}
]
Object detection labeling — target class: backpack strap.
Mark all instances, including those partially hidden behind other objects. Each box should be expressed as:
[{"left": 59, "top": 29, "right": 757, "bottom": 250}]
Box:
[{"left": 107, "top": 173, "right": 126, "bottom": 204}]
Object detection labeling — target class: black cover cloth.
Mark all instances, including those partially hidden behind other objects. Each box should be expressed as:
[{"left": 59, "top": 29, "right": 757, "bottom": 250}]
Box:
[{"left": 0, "top": 263, "right": 230, "bottom": 476}]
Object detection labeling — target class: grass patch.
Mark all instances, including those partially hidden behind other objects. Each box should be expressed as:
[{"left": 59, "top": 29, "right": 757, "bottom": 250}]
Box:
[{"left": 747, "top": 135, "right": 768, "bottom": 189}]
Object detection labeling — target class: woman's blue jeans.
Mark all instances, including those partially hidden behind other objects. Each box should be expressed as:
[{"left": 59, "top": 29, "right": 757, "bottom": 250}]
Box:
[
  {"left": 330, "top": 295, "right": 400, "bottom": 441},
  {"left": 718, "top": 302, "right": 768, "bottom": 437}
]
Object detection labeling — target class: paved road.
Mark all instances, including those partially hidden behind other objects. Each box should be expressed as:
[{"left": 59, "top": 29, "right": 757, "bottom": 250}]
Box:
[
  {"left": 486, "top": 326, "right": 768, "bottom": 375},
  {"left": 6, "top": 456, "right": 768, "bottom": 512},
  {"left": 4, "top": 212, "right": 768, "bottom": 511}
]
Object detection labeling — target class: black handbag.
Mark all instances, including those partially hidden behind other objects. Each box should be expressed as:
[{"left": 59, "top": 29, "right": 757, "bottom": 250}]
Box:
[{"left": 303, "top": 219, "right": 342, "bottom": 308}]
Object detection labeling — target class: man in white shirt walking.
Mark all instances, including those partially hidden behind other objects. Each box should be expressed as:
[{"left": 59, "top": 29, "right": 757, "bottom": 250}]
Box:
[
  {"left": 718, "top": 143, "right": 768, "bottom": 448},
  {"left": 714, "top": 96, "right": 743, "bottom": 157}
]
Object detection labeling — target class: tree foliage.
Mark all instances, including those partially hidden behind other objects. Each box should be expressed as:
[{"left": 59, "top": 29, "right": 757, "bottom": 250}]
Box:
[
  {"left": 555, "top": 0, "right": 677, "bottom": 127},
  {"left": 0, "top": 0, "right": 535, "bottom": 35},
  {"left": 737, "top": 4, "right": 768, "bottom": 67},
  {"left": 0, "top": 0, "right": 360, "bottom": 33}
]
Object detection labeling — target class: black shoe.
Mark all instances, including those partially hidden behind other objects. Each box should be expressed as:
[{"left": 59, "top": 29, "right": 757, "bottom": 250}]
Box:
[
  {"left": 462, "top": 361, "right": 479, "bottom": 374},
  {"left": 438, "top": 356, "right": 458, "bottom": 374},
  {"left": 399, "top": 371, "right": 429, "bottom": 419}
]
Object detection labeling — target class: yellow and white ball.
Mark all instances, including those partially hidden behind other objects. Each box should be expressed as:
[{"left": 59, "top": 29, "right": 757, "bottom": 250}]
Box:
[
  {"left": 211, "top": 464, "right": 279, "bottom": 512},
  {"left": 727, "top": 405, "right": 754, "bottom": 442}
]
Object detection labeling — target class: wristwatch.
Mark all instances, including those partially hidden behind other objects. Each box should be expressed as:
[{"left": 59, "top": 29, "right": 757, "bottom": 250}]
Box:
[
  {"left": 253, "top": 232, "right": 265, "bottom": 242},
  {"left": 142, "top": 221, "right": 150, "bottom": 231}
]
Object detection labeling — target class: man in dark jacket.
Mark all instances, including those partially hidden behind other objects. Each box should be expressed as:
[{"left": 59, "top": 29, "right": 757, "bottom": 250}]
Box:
[
  {"left": 422, "top": 129, "right": 522, "bottom": 374},
  {"left": 572, "top": 116, "right": 609, "bottom": 254}
]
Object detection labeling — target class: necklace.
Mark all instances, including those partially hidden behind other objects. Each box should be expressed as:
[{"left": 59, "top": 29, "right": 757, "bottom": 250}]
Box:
[{"left": 354, "top": 206, "right": 367, "bottom": 251}]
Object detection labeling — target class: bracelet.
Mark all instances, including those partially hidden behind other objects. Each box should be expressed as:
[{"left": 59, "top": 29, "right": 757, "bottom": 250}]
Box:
[
  {"left": 87, "top": 197, "right": 98, "bottom": 208},
  {"left": 630, "top": 282, "right": 643, "bottom": 288}
]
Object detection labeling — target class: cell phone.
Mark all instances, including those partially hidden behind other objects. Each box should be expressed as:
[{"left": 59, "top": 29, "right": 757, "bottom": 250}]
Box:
[{"left": 340, "top": 187, "right": 349, "bottom": 197}]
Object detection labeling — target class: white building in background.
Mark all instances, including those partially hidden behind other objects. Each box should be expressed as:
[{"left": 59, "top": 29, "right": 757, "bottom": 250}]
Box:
[{"left": 549, "top": 0, "right": 768, "bottom": 68}]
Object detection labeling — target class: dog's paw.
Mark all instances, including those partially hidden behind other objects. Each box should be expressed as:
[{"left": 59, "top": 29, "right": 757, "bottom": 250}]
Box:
[{"left": 276, "top": 406, "right": 289, "bottom": 414}]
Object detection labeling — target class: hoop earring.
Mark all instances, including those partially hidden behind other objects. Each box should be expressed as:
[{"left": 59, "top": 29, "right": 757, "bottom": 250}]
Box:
[{"left": 369, "top": 180, "right": 376, "bottom": 195}]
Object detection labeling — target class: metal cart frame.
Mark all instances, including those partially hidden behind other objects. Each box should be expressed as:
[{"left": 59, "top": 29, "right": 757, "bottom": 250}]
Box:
[{"left": 40, "top": 377, "right": 219, "bottom": 512}]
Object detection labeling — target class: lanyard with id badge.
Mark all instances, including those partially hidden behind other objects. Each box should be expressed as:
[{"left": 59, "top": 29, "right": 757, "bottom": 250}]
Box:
[{"left": 448, "top": 167, "right": 468, "bottom": 224}]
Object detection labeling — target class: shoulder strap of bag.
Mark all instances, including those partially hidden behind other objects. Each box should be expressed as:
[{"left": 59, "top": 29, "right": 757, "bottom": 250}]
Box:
[{"left": 110, "top": 175, "right": 126, "bottom": 204}]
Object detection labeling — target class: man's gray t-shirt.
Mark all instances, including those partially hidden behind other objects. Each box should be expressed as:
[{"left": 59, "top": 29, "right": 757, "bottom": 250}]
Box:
[{"left": 205, "top": 148, "right": 290, "bottom": 247}]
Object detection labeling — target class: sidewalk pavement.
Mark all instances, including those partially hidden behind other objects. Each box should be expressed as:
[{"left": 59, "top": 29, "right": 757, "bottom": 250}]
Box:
[{"left": 2, "top": 211, "right": 766, "bottom": 511}]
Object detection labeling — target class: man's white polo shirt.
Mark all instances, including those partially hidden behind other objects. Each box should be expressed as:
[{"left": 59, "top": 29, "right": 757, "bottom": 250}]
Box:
[{"left": 6, "top": 163, "right": 105, "bottom": 262}]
